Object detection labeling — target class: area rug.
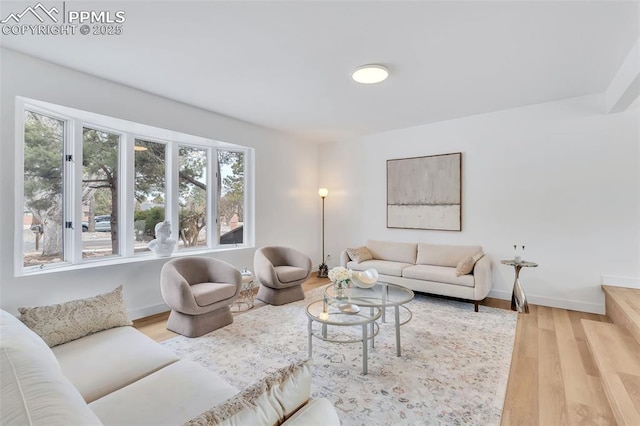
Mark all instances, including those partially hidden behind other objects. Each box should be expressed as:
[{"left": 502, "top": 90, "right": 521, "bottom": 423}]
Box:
[{"left": 161, "top": 287, "right": 517, "bottom": 425}]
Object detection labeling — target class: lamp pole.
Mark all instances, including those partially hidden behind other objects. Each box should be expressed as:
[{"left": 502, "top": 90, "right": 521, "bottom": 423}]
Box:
[{"left": 318, "top": 188, "right": 328, "bottom": 278}]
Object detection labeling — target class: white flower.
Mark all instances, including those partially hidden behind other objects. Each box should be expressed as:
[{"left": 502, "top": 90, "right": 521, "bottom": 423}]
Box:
[{"left": 328, "top": 266, "right": 351, "bottom": 283}]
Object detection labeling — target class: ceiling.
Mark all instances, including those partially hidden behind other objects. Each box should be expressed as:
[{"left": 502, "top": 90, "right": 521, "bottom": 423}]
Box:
[{"left": 1, "top": 1, "right": 639, "bottom": 143}]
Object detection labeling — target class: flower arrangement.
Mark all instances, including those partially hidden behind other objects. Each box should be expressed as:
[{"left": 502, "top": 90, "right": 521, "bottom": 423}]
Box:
[{"left": 328, "top": 266, "right": 351, "bottom": 289}]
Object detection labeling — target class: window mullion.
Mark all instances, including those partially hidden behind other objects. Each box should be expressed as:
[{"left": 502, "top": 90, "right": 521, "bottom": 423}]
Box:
[
  {"left": 208, "top": 147, "right": 216, "bottom": 248},
  {"left": 244, "top": 150, "right": 253, "bottom": 247},
  {"left": 14, "top": 99, "right": 27, "bottom": 275},
  {"left": 69, "top": 119, "right": 83, "bottom": 264},
  {"left": 168, "top": 143, "right": 180, "bottom": 246},
  {"left": 121, "top": 134, "right": 135, "bottom": 257}
]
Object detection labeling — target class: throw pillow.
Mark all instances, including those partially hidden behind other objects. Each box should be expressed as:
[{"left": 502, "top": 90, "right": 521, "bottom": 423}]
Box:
[
  {"left": 185, "top": 359, "right": 312, "bottom": 425},
  {"left": 346, "top": 246, "right": 373, "bottom": 263},
  {"left": 456, "top": 251, "right": 485, "bottom": 277},
  {"left": 18, "top": 286, "right": 132, "bottom": 347}
]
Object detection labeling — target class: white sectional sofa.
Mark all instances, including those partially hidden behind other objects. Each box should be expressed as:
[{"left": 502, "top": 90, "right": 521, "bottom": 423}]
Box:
[
  {"left": 0, "top": 308, "right": 339, "bottom": 426},
  {"left": 341, "top": 239, "right": 492, "bottom": 311}
]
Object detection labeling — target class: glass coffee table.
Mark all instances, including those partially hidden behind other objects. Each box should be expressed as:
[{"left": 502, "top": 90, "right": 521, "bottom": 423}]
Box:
[
  {"left": 306, "top": 300, "right": 381, "bottom": 375},
  {"left": 324, "top": 282, "right": 414, "bottom": 357}
]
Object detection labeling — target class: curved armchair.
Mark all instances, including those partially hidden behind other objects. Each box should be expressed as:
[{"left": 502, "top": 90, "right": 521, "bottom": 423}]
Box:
[
  {"left": 160, "top": 257, "right": 241, "bottom": 337},
  {"left": 254, "top": 246, "right": 312, "bottom": 305}
]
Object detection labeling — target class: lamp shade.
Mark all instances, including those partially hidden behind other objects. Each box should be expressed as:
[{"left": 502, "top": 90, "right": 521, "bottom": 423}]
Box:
[{"left": 318, "top": 188, "right": 329, "bottom": 198}]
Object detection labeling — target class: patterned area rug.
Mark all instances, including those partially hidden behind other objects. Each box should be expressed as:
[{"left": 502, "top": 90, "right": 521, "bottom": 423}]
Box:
[{"left": 161, "top": 287, "right": 517, "bottom": 425}]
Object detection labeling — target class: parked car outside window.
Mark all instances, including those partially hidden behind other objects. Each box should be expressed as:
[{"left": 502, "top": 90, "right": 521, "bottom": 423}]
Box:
[{"left": 82, "top": 215, "right": 112, "bottom": 232}]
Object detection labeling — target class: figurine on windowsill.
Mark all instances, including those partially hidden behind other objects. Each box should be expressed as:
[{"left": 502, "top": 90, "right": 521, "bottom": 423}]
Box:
[{"left": 148, "top": 221, "right": 176, "bottom": 257}]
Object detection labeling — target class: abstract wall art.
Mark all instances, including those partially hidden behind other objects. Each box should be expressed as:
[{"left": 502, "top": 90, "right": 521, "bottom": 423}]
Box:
[{"left": 387, "top": 152, "right": 462, "bottom": 231}]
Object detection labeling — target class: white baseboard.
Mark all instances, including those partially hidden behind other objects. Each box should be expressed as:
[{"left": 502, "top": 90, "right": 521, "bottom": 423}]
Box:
[
  {"left": 487, "top": 289, "right": 604, "bottom": 315},
  {"left": 601, "top": 275, "right": 640, "bottom": 289},
  {"left": 129, "top": 303, "right": 169, "bottom": 320},
  {"left": 487, "top": 289, "right": 512, "bottom": 300}
]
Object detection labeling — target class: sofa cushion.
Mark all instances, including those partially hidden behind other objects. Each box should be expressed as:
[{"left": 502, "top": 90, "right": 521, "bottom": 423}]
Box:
[
  {"left": 184, "top": 359, "right": 312, "bottom": 426},
  {"left": 416, "top": 244, "right": 482, "bottom": 267},
  {"left": 346, "top": 246, "right": 373, "bottom": 263},
  {"left": 52, "top": 326, "right": 179, "bottom": 403},
  {"left": 456, "top": 251, "right": 485, "bottom": 276},
  {"left": 366, "top": 240, "right": 417, "bottom": 264},
  {"left": 18, "top": 286, "right": 132, "bottom": 347},
  {"left": 90, "top": 360, "right": 238, "bottom": 426},
  {"left": 191, "top": 283, "right": 237, "bottom": 306},
  {"left": 281, "top": 398, "right": 341, "bottom": 426},
  {"left": 0, "top": 310, "right": 103, "bottom": 426},
  {"left": 275, "top": 266, "right": 308, "bottom": 283},
  {"left": 402, "top": 265, "right": 475, "bottom": 288},
  {"left": 347, "top": 259, "right": 413, "bottom": 277}
]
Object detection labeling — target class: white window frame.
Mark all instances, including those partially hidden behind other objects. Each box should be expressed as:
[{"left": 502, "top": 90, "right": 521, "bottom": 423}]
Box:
[{"left": 15, "top": 97, "right": 254, "bottom": 276}]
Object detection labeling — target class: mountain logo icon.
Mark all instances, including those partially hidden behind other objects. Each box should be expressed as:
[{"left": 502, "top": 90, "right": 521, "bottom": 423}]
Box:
[{"left": 1, "top": 2, "right": 59, "bottom": 24}]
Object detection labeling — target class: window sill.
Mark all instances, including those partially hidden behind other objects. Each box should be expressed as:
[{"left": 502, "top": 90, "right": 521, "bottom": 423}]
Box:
[{"left": 17, "top": 245, "right": 251, "bottom": 277}]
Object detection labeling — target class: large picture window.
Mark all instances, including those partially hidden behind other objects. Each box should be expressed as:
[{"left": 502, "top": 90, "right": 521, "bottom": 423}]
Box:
[{"left": 16, "top": 98, "right": 253, "bottom": 275}]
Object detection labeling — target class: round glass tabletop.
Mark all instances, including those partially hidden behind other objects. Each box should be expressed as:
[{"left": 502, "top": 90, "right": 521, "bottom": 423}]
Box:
[
  {"left": 324, "top": 282, "right": 414, "bottom": 308},
  {"left": 306, "top": 300, "right": 381, "bottom": 326}
]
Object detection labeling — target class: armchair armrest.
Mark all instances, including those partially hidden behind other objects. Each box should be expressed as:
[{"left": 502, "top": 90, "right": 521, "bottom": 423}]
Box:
[
  {"left": 254, "top": 249, "right": 280, "bottom": 287},
  {"left": 205, "top": 259, "right": 242, "bottom": 297},
  {"left": 284, "top": 248, "right": 313, "bottom": 272},
  {"left": 160, "top": 266, "right": 198, "bottom": 312}
]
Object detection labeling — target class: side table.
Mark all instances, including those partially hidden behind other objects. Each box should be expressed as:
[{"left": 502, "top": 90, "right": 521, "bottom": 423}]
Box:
[
  {"left": 501, "top": 260, "right": 538, "bottom": 314},
  {"left": 231, "top": 271, "right": 256, "bottom": 312}
]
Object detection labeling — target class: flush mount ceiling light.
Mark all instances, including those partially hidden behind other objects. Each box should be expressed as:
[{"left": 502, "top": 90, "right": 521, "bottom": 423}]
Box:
[{"left": 351, "top": 64, "right": 389, "bottom": 84}]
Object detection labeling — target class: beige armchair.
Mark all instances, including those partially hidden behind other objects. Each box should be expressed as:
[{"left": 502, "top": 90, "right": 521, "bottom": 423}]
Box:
[
  {"left": 160, "top": 257, "right": 241, "bottom": 337},
  {"left": 254, "top": 246, "right": 312, "bottom": 305}
]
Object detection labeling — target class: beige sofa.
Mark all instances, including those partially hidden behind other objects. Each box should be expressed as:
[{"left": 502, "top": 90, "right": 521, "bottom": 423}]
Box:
[
  {"left": 341, "top": 240, "right": 492, "bottom": 311},
  {"left": 0, "top": 308, "right": 339, "bottom": 425}
]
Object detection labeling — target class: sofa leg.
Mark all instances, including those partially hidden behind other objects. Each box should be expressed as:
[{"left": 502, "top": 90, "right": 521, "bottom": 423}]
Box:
[{"left": 474, "top": 301, "right": 479, "bottom": 312}]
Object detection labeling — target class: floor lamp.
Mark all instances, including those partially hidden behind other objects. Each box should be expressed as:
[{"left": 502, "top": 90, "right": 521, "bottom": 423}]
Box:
[{"left": 318, "top": 188, "right": 329, "bottom": 278}]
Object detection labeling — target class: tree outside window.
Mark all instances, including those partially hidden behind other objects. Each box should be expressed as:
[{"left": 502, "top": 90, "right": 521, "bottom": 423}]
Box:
[{"left": 22, "top": 111, "right": 64, "bottom": 267}]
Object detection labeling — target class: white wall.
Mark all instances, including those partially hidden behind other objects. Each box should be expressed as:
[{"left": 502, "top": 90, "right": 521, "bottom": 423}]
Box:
[
  {"left": 0, "top": 49, "right": 320, "bottom": 318},
  {"left": 319, "top": 95, "right": 640, "bottom": 314}
]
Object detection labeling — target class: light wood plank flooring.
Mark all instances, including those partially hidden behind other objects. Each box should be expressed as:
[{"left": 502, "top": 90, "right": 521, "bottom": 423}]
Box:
[
  {"left": 583, "top": 320, "right": 640, "bottom": 425},
  {"left": 134, "top": 277, "right": 616, "bottom": 425}
]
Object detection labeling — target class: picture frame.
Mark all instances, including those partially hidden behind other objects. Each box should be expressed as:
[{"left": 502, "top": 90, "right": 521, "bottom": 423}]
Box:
[{"left": 387, "top": 152, "right": 462, "bottom": 231}]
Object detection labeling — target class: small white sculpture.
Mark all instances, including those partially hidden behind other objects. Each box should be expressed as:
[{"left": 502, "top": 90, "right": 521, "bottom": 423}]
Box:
[{"left": 148, "top": 221, "right": 176, "bottom": 257}]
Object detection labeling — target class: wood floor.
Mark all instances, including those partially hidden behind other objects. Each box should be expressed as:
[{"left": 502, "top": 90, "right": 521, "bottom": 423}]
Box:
[{"left": 134, "top": 277, "right": 617, "bottom": 425}]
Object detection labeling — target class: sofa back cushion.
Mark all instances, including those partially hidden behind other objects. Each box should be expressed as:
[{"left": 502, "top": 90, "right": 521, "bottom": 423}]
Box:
[
  {"left": 417, "top": 243, "right": 483, "bottom": 267},
  {"left": 0, "top": 309, "right": 103, "bottom": 426},
  {"left": 366, "top": 240, "right": 417, "bottom": 264}
]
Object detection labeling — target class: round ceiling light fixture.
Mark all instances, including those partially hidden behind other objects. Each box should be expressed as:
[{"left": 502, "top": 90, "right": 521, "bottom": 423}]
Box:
[{"left": 351, "top": 64, "right": 389, "bottom": 84}]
